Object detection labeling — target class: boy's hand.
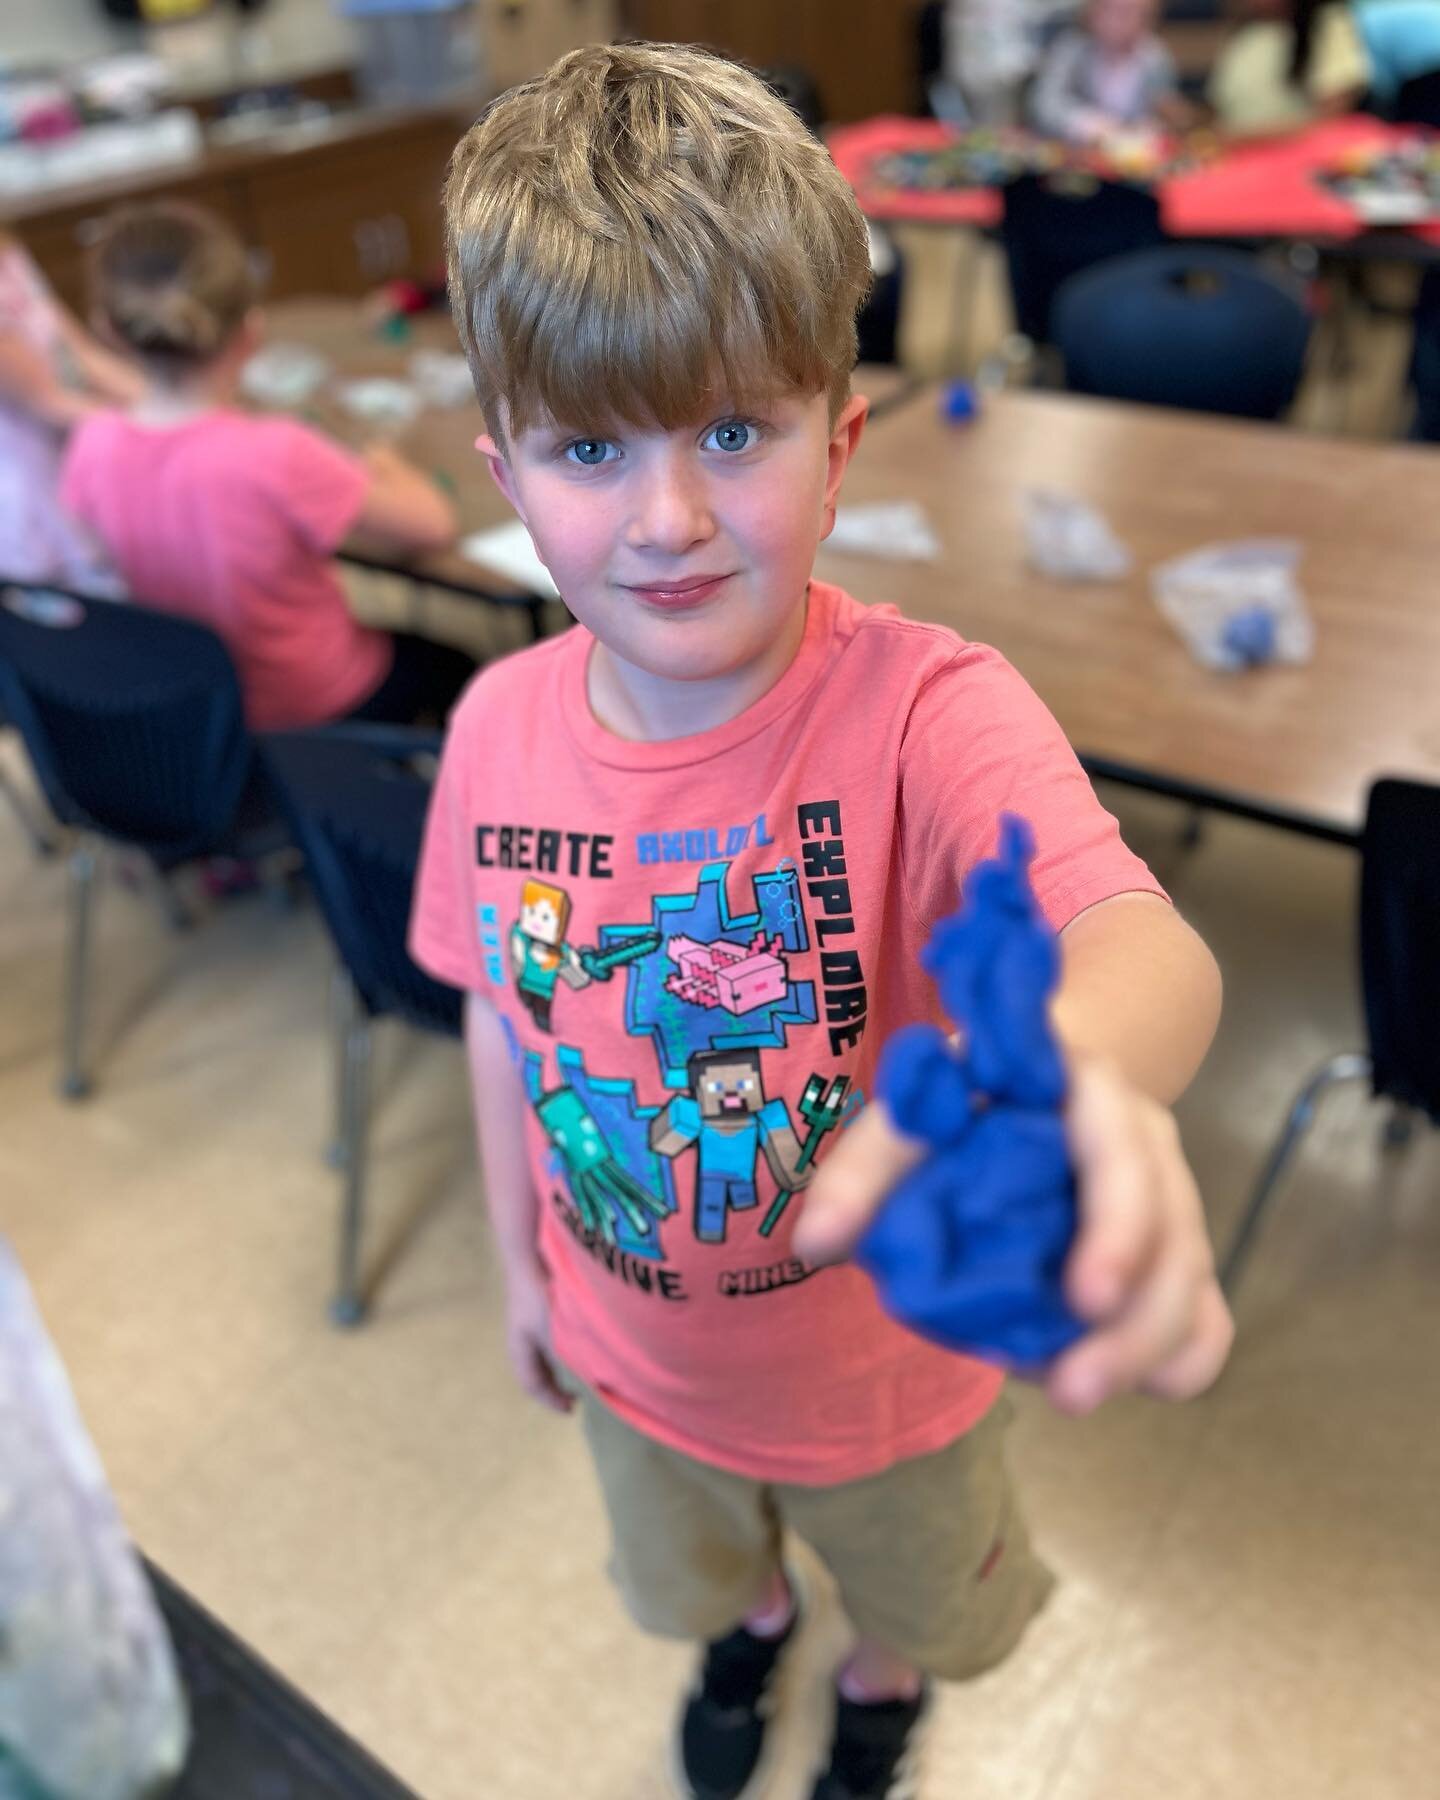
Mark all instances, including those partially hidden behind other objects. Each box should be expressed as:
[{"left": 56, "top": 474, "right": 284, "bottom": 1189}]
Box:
[
  {"left": 504, "top": 1260, "right": 573, "bottom": 1415},
  {"left": 792, "top": 1051, "right": 1233, "bottom": 1416}
]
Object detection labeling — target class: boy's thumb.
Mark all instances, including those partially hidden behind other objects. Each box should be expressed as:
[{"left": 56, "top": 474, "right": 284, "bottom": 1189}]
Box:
[{"left": 793, "top": 1104, "right": 922, "bottom": 1267}]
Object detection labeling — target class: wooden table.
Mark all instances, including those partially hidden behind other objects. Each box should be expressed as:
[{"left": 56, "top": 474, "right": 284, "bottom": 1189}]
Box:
[
  {"left": 815, "top": 386, "right": 1440, "bottom": 844},
  {"left": 262, "top": 299, "right": 920, "bottom": 639}
]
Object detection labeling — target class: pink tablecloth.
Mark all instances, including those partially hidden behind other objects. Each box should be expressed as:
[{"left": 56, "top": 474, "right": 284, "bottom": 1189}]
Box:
[{"left": 828, "top": 113, "right": 1439, "bottom": 244}]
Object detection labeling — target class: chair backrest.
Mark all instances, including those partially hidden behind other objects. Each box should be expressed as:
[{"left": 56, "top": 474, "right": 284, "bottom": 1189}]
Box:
[
  {"left": 262, "top": 726, "right": 463, "bottom": 1037},
  {"left": 1393, "top": 67, "right": 1440, "bottom": 125},
  {"left": 1053, "top": 245, "right": 1312, "bottom": 420},
  {"left": 1000, "top": 172, "right": 1166, "bottom": 344},
  {"left": 1360, "top": 779, "right": 1440, "bottom": 1121},
  {"left": 0, "top": 586, "right": 255, "bottom": 864}
]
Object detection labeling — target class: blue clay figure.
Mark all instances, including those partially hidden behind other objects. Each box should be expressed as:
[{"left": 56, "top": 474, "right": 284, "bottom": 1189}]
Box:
[
  {"left": 857, "top": 814, "right": 1086, "bottom": 1365},
  {"left": 940, "top": 378, "right": 979, "bottom": 425}
]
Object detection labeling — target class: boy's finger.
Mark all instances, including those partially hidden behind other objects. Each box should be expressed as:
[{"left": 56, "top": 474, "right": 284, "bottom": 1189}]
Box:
[
  {"left": 1141, "top": 1279, "right": 1234, "bottom": 1401},
  {"left": 1046, "top": 1187, "right": 1206, "bottom": 1414},
  {"left": 518, "top": 1339, "right": 573, "bottom": 1414},
  {"left": 1063, "top": 1063, "right": 1167, "bottom": 1318},
  {"left": 792, "top": 1103, "right": 922, "bottom": 1266}
]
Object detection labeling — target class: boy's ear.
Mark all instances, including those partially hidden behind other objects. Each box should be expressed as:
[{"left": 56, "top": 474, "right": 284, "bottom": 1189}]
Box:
[
  {"left": 820, "top": 392, "right": 869, "bottom": 539},
  {"left": 475, "top": 431, "right": 527, "bottom": 522}
]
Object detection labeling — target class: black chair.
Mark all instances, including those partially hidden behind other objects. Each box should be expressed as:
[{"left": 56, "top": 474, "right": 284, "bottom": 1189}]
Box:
[
  {"left": 1000, "top": 172, "right": 1167, "bottom": 347},
  {"left": 1221, "top": 779, "right": 1440, "bottom": 1294},
  {"left": 262, "top": 726, "right": 463, "bottom": 1326},
  {"left": 1054, "top": 246, "right": 1313, "bottom": 420},
  {"left": 1392, "top": 67, "right": 1440, "bottom": 125},
  {"left": 0, "top": 586, "right": 277, "bottom": 1097}
]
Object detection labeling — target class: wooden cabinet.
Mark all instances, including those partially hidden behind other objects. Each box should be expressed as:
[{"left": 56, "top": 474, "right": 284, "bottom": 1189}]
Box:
[
  {"left": 9, "top": 110, "right": 466, "bottom": 309},
  {"left": 478, "top": 0, "right": 619, "bottom": 91},
  {"left": 619, "top": 0, "right": 920, "bottom": 122},
  {"left": 245, "top": 117, "right": 457, "bottom": 297}
]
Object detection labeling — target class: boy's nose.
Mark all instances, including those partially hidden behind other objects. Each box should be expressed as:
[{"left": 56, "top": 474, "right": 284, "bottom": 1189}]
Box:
[{"left": 624, "top": 454, "right": 717, "bottom": 556}]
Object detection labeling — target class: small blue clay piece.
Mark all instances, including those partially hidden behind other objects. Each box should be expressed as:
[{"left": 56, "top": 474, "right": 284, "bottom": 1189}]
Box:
[
  {"left": 1220, "top": 604, "right": 1277, "bottom": 667},
  {"left": 940, "top": 378, "right": 979, "bottom": 425},
  {"left": 858, "top": 813, "right": 1085, "bottom": 1365}
]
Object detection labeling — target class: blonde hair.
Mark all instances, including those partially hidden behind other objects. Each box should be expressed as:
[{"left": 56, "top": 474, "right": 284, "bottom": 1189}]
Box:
[
  {"left": 445, "top": 41, "right": 872, "bottom": 442},
  {"left": 91, "top": 202, "right": 255, "bottom": 374}
]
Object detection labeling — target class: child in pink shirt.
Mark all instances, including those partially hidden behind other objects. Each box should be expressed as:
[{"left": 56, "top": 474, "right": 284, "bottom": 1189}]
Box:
[
  {"left": 411, "top": 44, "right": 1232, "bottom": 1800},
  {"left": 61, "top": 203, "right": 470, "bottom": 731},
  {"left": 0, "top": 230, "right": 139, "bottom": 592}
]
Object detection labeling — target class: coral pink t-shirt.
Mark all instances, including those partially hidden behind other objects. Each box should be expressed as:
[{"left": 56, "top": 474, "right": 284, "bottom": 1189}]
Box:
[
  {"left": 410, "top": 581, "right": 1167, "bottom": 1485},
  {"left": 61, "top": 410, "right": 390, "bottom": 729}
]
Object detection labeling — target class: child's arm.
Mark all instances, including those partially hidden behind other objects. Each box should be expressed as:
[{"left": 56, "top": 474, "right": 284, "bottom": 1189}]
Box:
[
  {"left": 465, "top": 992, "right": 573, "bottom": 1414},
  {"left": 795, "top": 893, "right": 1232, "bottom": 1415},
  {"left": 0, "top": 331, "right": 96, "bottom": 431},
  {"left": 51, "top": 307, "right": 145, "bottom": 407},
  {"left": 348, "top": 442, "right": 459, "bottom": 557}
]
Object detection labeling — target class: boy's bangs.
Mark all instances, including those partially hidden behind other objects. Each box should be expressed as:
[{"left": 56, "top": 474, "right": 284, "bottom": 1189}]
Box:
[{"left": 473, "top": 233, "right": 837, "bottom": 438}]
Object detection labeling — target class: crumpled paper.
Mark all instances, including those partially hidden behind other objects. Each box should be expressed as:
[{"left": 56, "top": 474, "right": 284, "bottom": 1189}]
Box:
[
  {"left": 0, "top": 1237, "right": 188, "bottom": 1799},
  {"left": 1023, "top": 489, "right": 1131, "bottom": 581},
  {"left": 827, "top": 501, "right": 941, "bottom": 561}
]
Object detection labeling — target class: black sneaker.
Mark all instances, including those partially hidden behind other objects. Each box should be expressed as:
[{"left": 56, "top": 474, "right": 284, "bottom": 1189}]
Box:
[
  {"left": 809, "top": 1684, "right": 932, "bottom": 1800},
  {"left": 671, "top": 1606, "right": 799, "bottom": 1800}
]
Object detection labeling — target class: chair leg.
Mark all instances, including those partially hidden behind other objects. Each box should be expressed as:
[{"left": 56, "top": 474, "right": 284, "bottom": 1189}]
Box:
[
  {"left": 1381, "top": 1102, "right": 1418, "bottom": 1154},
  {"left": 1179, "top": 805, "right": 1207, "bottom": 851},
  {"left": 325, "top": 967, "right": 352, "bottom": 1169},
  {"left": 60, "top": 842, "right": 98, "bottom": 1101},
  {"left": 0, "top": 761, "right": 56, "bottom": 856},
  {"left": 1219, "top": 1051, "right": 1371, "bottom": 1297},
  {"left": 331, "top": 1005, "right": 373, "bottom": 1328}
]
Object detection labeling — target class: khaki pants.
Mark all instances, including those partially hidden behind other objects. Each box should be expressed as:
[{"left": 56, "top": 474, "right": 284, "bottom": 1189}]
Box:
[{"left": 573, "top": 1385, "right": 1055, "bottom": 1682}]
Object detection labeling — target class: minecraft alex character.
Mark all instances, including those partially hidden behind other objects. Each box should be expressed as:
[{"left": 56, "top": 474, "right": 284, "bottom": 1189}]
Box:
[
  {"left": 510, "top": 879, "right": 591, "bottom": 1033},
  {"left": 649, "top": 1048, "right": 811, "bottom": 1244}
]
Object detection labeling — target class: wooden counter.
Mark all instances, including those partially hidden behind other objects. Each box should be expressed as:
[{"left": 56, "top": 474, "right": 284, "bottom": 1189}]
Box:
[{"left": 6, "top": 103, "right": 475, "bottom": 311}]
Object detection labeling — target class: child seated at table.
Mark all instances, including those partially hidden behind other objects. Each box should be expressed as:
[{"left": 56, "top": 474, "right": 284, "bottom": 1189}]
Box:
[
  {"left": 0, "top": 229, "right": 141, "bottom": 593},
  {"left": 1208, "top": 0, "right": 1371, "bottom": 134},
  {"left": 1030, "top": 0, "right": 1192, "bottom": 143},
  {"left": 61, "top": 202, "right": 473, "bottom": 732}
]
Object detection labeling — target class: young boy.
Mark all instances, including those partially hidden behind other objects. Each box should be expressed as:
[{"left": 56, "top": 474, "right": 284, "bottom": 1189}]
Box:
[{"left": 411, "top": 41, "right": 1232, "bottom": 1800}]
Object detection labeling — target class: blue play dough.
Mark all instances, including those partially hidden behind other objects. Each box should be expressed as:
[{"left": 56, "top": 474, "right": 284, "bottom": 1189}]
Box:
[
  {"left": 940, "top": 378, "right": 979, "bottom": 425},
  {"left": 1220, "top": 604, "right": 1277, "bottom": 667},
  {"left": 858, "top": 814, "right": 1086, "bottom": 1366}
]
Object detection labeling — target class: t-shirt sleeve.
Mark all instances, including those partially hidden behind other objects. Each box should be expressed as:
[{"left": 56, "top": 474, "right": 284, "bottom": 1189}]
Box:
[
  {"left": 261, "top": 419, "right": 371, "bottom": 556},
  {"left": 898, "top": 644, "right": 1168, "bottom": 937},
  {"left": 409, "top": 693, "right": 489, "bottom": 994}
]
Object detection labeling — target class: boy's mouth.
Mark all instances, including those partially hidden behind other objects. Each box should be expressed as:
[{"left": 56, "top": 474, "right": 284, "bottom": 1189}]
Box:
[{"left": 622, "top": 574, "right": 733, "bottom": 609}]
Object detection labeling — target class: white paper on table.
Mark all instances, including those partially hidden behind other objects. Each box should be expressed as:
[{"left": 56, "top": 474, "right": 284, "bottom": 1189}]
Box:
[
  {"left": 460, "top": 520, "right": 561, "bottom": 599},
  {"left": 826, "top": 501, "right": 941, "bottom": 561}
]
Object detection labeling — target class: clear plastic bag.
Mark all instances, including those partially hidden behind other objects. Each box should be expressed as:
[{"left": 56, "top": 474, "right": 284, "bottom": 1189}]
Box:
[
  {"left": 1151, "top": 539, "right": 1315, "bottom": 671},
  {"left": 1023, "top": 489, "right": 1131, "bottom": 581}
]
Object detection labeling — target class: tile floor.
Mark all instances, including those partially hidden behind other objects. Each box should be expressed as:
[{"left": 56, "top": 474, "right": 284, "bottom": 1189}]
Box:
[{"left": 2, "top": 745, "right": 1437, "bottom": 1799}]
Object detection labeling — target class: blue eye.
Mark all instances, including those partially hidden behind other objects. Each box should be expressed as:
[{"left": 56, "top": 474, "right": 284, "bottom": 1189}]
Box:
[
  {"left": 705, "top": 420, "right": 757, "bottom": 453},
  {"left": 565, "top": 438, "right": 615, "bottom": 466}
]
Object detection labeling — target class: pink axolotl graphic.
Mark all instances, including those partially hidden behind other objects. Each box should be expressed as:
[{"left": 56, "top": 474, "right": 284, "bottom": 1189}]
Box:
[{"left": 665, "top": 931, "right": 790, "bottom": 1015}]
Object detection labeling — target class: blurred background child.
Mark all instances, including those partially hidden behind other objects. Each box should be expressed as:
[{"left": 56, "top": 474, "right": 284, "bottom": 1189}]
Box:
[
  {"left": 61, "top": 203, "right": 471, "bottom": 732},
  {"left": 1030, "top": 0, "right": 1193, "bottom": 142},
  {"left": 0, "top": 229, "right": 140, "bottom": 594},
  {"left": 1208, "top": 0, "right": 1372, "bottom": 133}
]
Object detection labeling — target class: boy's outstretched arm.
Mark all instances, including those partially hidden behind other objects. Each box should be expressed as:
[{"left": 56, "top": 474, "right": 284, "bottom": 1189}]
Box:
[
  {"left": 465, "top": 993, "right": 573, "bottom": 1414},
  {"left": 793, "top": 892, "right": 1233, "bottom": 1416}
]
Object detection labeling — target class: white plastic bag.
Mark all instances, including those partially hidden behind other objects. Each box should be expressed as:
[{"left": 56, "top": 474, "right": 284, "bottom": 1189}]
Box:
[
  {"left": 1151, "top": 539, "right": 1314, "bottom": 671},
  {"left": 1023, "top": 489, "right": 1131, "bottom": 581},
  {"left": 0, "top": 1237, "right": 189, "bottom": 1798}
]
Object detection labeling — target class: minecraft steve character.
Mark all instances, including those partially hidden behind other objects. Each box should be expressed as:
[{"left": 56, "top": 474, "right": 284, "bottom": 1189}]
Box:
[
  {"left": 649, "top": 1048, "right": 811, "bottom": 1244},
  {"left": 510, "top": 879, "right": 590, "bottom": 1033}
]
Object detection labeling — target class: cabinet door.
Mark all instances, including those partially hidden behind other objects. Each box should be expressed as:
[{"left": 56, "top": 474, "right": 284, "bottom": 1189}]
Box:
[
  {"left": 246, "top": 124, "right": 455, "bottom": 299},
  {"left": 479, "top": 0, "right": 619, "bottom": 92}
]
